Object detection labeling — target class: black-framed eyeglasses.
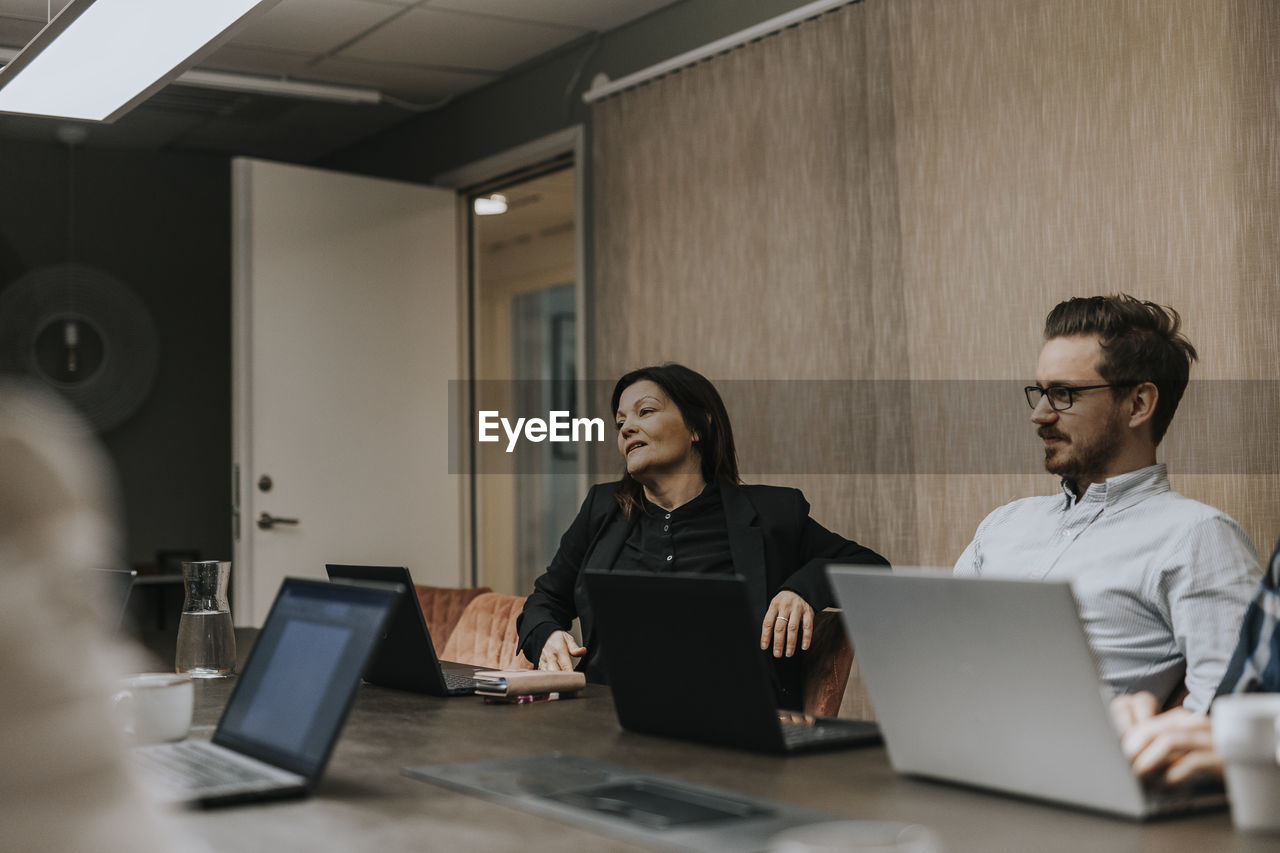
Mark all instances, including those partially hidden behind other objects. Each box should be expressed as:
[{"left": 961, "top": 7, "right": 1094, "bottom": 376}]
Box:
[{"left": 1024, "top": 383, "right": 1134, "bottom": 412}]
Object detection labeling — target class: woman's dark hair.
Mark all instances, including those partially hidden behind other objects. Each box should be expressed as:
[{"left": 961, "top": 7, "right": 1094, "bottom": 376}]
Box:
[{"left": 609, "top": 363, "right": 739, "bottom": 518}]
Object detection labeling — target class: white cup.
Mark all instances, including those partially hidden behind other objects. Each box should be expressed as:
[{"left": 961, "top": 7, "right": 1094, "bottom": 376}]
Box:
[
  {"left": 112, "top": 673, "right": 193, "bottom": 744},
  {"left": 1211, "top": 694, "right": 1280, "bottom": 833},
  {"left": 770, "top": 821, "right": 943, "bottom": 853}
]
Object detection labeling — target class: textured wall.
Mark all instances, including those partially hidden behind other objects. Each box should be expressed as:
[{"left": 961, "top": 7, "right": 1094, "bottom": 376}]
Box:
[{"left": 591, "top": 0, "right": 1280, "bottom": 576}]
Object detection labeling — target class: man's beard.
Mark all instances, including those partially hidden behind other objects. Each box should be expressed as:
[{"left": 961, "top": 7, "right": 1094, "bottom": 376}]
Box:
[{"left": 1038, "top": 413, "right": 1125, "bottom": 483}]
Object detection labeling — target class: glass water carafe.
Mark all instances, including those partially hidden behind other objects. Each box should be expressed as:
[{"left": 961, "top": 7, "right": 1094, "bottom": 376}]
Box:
[{"left": 175, "top": 560, "right": 236, "bottom": 678}]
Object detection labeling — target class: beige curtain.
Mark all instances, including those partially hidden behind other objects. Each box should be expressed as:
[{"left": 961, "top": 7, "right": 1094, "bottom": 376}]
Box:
[{"left": 590, "top": 0, "right": 1280, "bottom": 579}]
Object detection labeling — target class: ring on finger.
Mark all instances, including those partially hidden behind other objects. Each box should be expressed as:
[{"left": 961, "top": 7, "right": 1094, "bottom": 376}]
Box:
[{"left": 775, "top": 615, "right": 789, "bottom": 623}]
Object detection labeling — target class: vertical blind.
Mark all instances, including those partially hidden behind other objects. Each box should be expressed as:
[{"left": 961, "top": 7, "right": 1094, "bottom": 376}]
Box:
[{"left": 590, "top": 0, "right": 1280, "bottom": 575}]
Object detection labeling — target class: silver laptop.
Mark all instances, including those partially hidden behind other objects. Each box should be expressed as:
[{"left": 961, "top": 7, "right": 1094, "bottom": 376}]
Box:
[
  {"left": 826, "top": 567, "right": 1225, "bottom": 820},
  {"left": 134, "top": 577, "right": 402, "bottom": 807}
]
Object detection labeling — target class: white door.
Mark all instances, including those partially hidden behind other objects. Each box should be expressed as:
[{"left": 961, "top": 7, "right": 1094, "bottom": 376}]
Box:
[{"left": 231, "top": 158, "right": 460, "bottom": 625}]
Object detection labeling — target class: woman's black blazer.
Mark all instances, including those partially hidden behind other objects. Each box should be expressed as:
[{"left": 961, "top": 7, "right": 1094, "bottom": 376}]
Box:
[{"left": 516, "top": 481, "right": 889, "bottom": 691}]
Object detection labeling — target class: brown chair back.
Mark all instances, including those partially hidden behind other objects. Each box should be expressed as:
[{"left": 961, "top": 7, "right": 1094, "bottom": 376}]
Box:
[
  {"left": 439, "top": 593, "right": 534, "bottom": 671},
  {"left": 801, "top": 610, "right": 853, "bottom": 717},
  {"left": 413, "top": 584, "right": 490, "bottom": 650}
]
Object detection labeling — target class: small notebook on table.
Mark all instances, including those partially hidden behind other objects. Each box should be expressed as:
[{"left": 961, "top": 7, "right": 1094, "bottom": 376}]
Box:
[{"left": 474, "top": 670, "right": 586, "bottom": 703}]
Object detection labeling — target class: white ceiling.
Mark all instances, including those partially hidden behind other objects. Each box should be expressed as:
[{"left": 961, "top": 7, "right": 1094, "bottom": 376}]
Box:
[{"left": 0, "top": 0, "right": 681, "bottom": 159}]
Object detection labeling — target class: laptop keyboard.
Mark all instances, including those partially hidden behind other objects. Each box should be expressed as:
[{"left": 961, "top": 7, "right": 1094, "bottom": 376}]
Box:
[
  {"left": 136, "top": 740, "right": 283, "bottom": 792},
  {"left": 442, "top": 669, "right": 479, "bottom": 692},
  {"left": 779, "top": 719, "right": 881, "bottom": 751},
  {"left": 781, "top": 722, "right": 853, "bottom": 748},
  {"left": 1146, "top": 777, "right": 1227, "bottom": 816}
]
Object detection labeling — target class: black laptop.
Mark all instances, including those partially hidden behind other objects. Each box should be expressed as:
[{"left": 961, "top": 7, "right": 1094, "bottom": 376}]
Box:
[
  {"left": 583, "top": 571, "right": 882, "bottom": 755},
  {"left": 134, "top": 577, "right": 402, "bottom": 807},
  {"left": 325, "top": 564, "right": 483, "bottom": 695}
]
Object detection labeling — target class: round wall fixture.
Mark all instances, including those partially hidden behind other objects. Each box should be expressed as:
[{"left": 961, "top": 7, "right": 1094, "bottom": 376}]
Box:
[{"left": 0, "top": 263, "right": 158, "bottom": 432}]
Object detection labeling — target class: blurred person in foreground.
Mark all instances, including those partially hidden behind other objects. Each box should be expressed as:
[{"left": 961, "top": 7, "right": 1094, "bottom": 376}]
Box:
[
  {"left": 0, "top": 381, "right": 189, "bottom": 853},
  {"left": 955, "top": 295, "right": 1260, "bottom": 712},
  {"left": 516, "top": 363, "right": 889, "bottom": 709},
  {"left": 1112, "top": 539, "right": 1280, "bottom": 784}
]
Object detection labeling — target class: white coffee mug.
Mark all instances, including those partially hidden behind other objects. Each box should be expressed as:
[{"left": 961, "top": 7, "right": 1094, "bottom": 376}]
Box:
[
  {"left": 112, "top": 673, "right": 193, "bottom": 744},
  {"left": 1211, "top": 694, "right": 1280, "bottom": 833}
]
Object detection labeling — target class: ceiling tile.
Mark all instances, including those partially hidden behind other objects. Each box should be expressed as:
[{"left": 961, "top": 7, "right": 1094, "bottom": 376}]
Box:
[
  {"left": 424, "top": 0, "right": 679, "bottom": 32},
  {"left": 306, "top": 56, "right": 496, "bottom": 101},
  {"left": 228, "top": 0, "right": 403, "bottom": 55},
  {"left": 198, "top": 43, "right": 316, "bottom": 77},
  {"left": 0, "top": 1, "right": 72, "bottom": 22},
  {"left": 166, "top": 98, "right": 412, "bottom": 161},
  {"left": 0, "top": 16, "right": 43, "bottom": 47},
  {"left": 339, "top": 6, "right": 585, "bottom": 73}
]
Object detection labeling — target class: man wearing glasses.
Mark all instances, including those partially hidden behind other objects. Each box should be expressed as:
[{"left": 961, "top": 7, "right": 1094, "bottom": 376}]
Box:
[{"left": 954, "top": 294, "right": 1260, "bottom": 714}]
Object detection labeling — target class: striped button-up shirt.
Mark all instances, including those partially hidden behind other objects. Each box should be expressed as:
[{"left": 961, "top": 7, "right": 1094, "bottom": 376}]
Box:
[
  {"left": 955, "top": 464, "right": 1260, "bottom": 712},
  {"left": 1217, "top": 538, "right": 1280, "bottom": 696}
]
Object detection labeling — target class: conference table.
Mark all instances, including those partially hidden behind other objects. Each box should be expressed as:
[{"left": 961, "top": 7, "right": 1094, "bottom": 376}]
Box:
[{"left": 167, "top": 633, "right": 1273, "bottom": 853}]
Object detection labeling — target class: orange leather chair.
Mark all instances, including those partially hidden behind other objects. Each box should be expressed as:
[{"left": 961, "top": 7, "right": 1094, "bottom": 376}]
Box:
[
  {"left": 439, "top": 593, "right": 534, "bottom": 671},
  {"left": 801, "top": 610, "right": 853, "bottom": 717},
  {"left": 413, "top": 584, "right": 491, "bottom": 650}
]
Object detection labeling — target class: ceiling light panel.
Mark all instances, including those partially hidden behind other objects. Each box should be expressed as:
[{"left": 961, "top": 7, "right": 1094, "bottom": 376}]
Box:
[{"left": 0, "top": 0, "right": 279, "bottom": 122}]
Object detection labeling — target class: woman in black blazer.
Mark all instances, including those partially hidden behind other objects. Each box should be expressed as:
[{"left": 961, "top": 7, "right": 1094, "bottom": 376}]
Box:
[{"left": 516, "top": 364, "right": 888, "bottom": 708}]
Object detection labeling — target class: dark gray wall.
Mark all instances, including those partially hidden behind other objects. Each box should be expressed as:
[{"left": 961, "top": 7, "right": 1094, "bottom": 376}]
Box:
[
  {"left": 325, "top": 0, "right": 820, "bottom": 181},
  {"left": 0, "top": 139, "right": 231, "bottom": 567}
]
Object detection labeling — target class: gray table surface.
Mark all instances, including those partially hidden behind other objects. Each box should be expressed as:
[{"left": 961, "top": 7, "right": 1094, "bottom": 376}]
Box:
[{"left": 167, "top": 630, "right": 1278, "bottom": 853}]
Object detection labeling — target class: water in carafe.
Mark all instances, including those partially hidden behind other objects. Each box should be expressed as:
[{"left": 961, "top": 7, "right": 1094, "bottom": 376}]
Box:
[
  {"left": 175, "top": 610, "right": 236, "bottom": 676},
  {"left": 176, "top": 560, "right": 236, "bottom": 678}
]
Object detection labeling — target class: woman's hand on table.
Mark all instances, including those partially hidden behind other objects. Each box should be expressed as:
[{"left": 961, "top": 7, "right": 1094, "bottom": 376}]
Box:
[
  {"left": 538, "top": 630, "right": 586, "bottom": 672},
  {"left": 760, "top": 590, "right": 814, "bottom": 658}
]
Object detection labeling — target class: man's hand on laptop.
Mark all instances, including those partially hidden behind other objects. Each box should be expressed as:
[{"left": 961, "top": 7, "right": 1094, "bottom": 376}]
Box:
[
  {"left": 1112, "top": 692, "right": 1223, "bottom": 784},
  {"left": 760, "top": 591, "right": 814, "bottom": 658},
  {"left": 1110, "top": 691, "right": 1159, "bottom": 733},
  {"left": 539, "top": 630, "right": 586, "bottom": 671}
]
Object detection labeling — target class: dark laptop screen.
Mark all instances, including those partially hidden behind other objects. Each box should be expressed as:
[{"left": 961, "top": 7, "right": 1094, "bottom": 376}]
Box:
[{"left": 213, "top": 578, "right": 399, "bottom": 779}]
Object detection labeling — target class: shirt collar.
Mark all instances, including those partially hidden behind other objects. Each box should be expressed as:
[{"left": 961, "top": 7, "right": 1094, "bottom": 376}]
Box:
[
  {"left": 643, "top": 482, "right": 715, "bottom": 518},
  {"left": 1061, "top": 463, "right": 1169, "bottom": 512}
]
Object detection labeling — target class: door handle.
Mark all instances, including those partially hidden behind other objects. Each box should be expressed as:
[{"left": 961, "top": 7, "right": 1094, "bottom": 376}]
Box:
[{"left": 257, "top": 512, "right": 300, "bottom": 530}]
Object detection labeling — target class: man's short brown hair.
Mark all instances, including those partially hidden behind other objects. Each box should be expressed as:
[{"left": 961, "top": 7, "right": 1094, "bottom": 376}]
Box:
[{"left": 1044, "top": 294, "right": 1198, "bottom": 443}]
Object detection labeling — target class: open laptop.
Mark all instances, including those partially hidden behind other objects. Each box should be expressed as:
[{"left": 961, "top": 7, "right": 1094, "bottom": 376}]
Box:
[
  {"left": 325, "top": 564, "right": 483, "bottom": 695},
  {"left": 134, "top": 577, "right": 402, "bottom": 808},
  {"left": 826, "top": 567, "right": 1226, "bottom": 819},
  {"left": 583, "top": 570, "right": 881, "bottom": 755},
  {"left": 90, "top": 567, "right": 136, "bottom": 632}
]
